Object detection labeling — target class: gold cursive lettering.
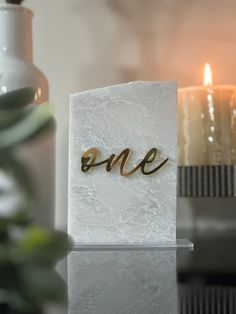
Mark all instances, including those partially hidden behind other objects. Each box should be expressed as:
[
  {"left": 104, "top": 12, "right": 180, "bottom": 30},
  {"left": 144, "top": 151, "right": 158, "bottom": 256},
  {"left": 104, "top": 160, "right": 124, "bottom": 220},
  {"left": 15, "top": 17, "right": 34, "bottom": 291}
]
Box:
[{"left": 81, "top": 148, "right": 168, "bottom": 176}]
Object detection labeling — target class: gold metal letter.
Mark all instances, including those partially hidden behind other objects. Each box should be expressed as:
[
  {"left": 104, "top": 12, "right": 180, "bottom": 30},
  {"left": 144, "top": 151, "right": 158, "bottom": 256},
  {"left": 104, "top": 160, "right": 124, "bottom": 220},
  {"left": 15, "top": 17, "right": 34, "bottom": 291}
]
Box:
[
  {"left": 81, "top": 147, "right": 168, "bottom": 176},
  {"left": 81, "top": 147, "right": 98, "bottom": 172}
]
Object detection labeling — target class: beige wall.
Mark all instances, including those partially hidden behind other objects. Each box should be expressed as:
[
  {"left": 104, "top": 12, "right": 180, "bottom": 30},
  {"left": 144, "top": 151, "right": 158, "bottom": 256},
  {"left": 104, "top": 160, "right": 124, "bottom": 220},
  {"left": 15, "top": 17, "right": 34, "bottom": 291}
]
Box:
[{"left": 19, "top": 0, "right": 236, "bottom": 230}]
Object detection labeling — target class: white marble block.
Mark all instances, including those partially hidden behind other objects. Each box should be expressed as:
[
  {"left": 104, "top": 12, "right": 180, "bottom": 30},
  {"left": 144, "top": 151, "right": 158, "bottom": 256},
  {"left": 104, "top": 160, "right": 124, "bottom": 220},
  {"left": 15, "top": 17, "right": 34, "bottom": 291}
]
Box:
[{"left": 68, "top": 81, "right": 177, "bottom": 245}]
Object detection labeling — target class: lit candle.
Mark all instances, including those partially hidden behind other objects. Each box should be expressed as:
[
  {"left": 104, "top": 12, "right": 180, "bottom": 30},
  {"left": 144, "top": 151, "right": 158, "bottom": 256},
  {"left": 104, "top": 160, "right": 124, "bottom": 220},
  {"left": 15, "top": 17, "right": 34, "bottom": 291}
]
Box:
[{"left": 178, "top": 63, "right": 236, "bottom": 166}]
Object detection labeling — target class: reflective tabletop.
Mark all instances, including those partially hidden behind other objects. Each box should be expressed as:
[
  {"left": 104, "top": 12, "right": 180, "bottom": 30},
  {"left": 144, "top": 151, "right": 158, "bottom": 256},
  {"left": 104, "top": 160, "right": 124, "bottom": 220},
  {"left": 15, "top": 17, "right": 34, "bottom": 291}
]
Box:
[{"left": 57, "top": 235, "right": 236, "bottom": 314}]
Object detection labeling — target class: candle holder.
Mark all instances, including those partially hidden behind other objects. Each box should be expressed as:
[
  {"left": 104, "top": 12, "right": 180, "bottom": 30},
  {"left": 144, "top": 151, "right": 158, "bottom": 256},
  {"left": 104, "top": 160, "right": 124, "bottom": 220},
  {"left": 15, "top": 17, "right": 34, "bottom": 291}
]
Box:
[{"left": 178, "top": 84, "right": 236, "bottom": 197}]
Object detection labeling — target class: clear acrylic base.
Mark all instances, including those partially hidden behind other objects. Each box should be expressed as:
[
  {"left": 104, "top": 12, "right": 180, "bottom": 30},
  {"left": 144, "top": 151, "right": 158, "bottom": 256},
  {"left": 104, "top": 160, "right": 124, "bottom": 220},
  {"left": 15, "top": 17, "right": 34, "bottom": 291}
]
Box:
[{"left": 71, "top": 239, "right": 193, "bottom": 251}]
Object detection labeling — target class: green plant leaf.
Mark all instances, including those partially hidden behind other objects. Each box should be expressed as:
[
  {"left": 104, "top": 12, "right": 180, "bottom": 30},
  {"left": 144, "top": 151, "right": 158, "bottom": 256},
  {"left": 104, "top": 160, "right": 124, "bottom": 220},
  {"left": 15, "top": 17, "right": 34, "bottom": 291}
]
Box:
[
  {"left": 20, "top": 267, "right": 67, "bottom": 305},
  {"left": 0, "top": 88, "right": 35, "bottom": 111},
  {"left": 0, "top": 103, "right": 54, "bottom": 149},
  {"left": 0, "top": 153, "right": 34, "bottom": 223},
  {"left": 0, "top": 110, "right": 31, "bottom": 131},
  {"left": 18, "top": 227, "right": 51, "bottom": 252},
  {"left": 5, "top": 0, "right": 24, "bottom": 4},
  {"left": 18, "top": 228, "right": 71, "bottom": 266}
]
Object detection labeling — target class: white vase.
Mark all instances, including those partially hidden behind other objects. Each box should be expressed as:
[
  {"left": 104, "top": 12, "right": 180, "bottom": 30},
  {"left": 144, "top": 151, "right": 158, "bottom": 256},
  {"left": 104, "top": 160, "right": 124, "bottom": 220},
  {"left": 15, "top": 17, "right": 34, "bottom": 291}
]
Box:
[
  {"left": 0, "top": 4, "right": 48, "bottom": 101},
  {"left": 0, "top": 4, "right": 54, "bottom": 228}
]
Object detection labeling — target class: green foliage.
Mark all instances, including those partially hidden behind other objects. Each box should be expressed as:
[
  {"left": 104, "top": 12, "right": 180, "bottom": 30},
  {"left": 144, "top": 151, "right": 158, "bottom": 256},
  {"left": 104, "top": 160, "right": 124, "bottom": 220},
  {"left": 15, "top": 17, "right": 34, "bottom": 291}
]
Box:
[
  {"left": 0, "top": 87, "right": 55, "bottom": 150},
  {"left": 0, "top": 88, "right": 71, "bottom": 314},
  {"left": 0, "top": 223, "right": 70, "bottom": 314},
  {"left": 0, "top": 88, "right": 34, "bottom": 111},
  {"left": 5, "top": 0, "right": 24, "bottom": 4}
]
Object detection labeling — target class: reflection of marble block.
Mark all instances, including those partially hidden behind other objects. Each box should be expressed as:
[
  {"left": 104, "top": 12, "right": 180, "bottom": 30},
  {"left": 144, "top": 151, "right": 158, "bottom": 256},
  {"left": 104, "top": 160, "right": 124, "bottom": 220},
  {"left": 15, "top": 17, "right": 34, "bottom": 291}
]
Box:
[
  {"left": 68, "top": 250, "right": 178, "bottom": 314},
  {"left": 68, "top": 81, "right": 177, "bottom": 245}
]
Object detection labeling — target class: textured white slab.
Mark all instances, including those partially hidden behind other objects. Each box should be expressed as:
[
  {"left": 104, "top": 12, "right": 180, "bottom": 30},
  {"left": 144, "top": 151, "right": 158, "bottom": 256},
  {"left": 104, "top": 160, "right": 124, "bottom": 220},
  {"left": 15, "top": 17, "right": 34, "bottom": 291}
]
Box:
[
  {"left": 68, "top": 250, "right": 178, "bottom": 314},
  {"left": 68, "top": 81, "right": 177, "bottom": 245}
]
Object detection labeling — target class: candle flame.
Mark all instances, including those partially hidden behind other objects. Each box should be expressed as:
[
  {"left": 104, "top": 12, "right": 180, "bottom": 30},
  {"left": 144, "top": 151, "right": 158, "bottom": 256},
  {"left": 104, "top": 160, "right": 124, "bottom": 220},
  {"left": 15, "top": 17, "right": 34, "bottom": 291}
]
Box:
[{"left": 203, "top": 63, "right": 213, "bottom": 87}]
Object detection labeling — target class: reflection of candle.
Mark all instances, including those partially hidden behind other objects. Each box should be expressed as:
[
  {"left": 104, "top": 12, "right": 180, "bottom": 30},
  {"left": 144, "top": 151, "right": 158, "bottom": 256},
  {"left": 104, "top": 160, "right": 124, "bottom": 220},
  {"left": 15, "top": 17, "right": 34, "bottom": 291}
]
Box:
[{"left": 178, "top": 63, "right": 236, "bottom": 166}]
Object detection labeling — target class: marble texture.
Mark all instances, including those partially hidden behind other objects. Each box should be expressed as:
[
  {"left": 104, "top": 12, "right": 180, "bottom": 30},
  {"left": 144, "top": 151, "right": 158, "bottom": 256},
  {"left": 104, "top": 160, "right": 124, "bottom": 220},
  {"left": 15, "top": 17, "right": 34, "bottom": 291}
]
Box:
[
  {"left": 68, "top": 249, "right": 178, "bottom": 314},
  {"left": 68, "top": 81, "right": 177, "bottom": 245}
]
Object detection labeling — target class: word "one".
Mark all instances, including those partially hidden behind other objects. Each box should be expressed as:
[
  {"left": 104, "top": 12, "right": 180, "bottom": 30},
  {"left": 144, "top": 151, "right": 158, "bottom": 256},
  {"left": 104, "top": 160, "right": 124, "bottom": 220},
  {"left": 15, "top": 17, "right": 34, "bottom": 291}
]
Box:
[{"left": 81, "top": 147, "right": 168, "bottom": 177}]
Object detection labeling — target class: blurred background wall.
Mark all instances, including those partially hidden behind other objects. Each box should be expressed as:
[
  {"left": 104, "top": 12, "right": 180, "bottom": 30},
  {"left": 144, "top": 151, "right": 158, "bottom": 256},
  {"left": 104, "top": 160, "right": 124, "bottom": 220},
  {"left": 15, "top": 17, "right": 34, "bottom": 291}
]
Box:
[{"left": 5, "top": 0, "right": 236, "bottom": 231}]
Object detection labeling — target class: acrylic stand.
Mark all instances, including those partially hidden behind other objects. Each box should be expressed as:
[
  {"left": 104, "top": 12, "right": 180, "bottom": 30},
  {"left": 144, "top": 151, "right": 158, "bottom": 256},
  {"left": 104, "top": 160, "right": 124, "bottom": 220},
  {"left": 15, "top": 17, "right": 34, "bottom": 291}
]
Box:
[{"left": 71, "top": 239, "right": 193, "bottom": 251}]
